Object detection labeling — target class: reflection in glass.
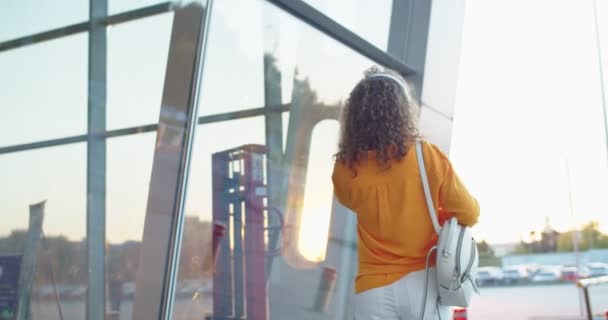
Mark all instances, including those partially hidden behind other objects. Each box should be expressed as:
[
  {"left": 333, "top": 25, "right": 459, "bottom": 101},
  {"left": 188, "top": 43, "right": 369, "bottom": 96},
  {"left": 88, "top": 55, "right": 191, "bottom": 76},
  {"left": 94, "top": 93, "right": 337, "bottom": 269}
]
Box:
[
  {"left": 0, "top": 144, "right": 86, "bottom": 320},
  {"left": 298, "top": 120, "right": 340, "bottom": 262},
  {"left": 107, "top": 14, "right": 172, "bottom": 130},
  {"left": 196, "top": 0, "right": 265, "bottom": 116},
  {"left": 173, "top": 117, "right": 265, "bottom": 319},
  {"left": 173, "top": 1, "right": 376, "bottom": 319},
  {"left": 0, "top": 34, "right": 87, "bottom": 147},
  {"left": 0, "top": 0, "right": 87, "bottom": 42},
  {"left": 105, "top": 132, "right": 156, "bottom": 318},
  {"left": 301, "top": 0, "right": 393, "bottom": 50},
  {"left": 107, "top": 133, "right": 156, "bottom": 245}
]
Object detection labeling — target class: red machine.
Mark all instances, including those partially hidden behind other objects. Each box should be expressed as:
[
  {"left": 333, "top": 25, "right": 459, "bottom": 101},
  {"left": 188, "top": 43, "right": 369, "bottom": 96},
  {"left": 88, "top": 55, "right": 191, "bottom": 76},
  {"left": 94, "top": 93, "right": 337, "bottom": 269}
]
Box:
[{"left": 210, "top": 145, "right": 269, "bottom": 320}]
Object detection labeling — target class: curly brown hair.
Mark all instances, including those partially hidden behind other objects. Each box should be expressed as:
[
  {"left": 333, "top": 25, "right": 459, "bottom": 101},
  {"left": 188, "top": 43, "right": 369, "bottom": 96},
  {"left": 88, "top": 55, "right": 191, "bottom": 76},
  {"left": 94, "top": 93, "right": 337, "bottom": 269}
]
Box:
[{"left": 335, "top": 66, "right": 421, "bottom": 173}]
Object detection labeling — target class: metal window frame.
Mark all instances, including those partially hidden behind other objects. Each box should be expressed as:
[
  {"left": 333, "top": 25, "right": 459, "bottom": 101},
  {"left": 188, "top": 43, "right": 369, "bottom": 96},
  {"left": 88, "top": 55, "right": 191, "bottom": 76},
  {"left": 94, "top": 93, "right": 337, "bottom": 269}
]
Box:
[
  {"left": 0, "top": 2, "right": 430, "bottom": 320},
  {"left": 386, "top": 0, "right": 453, "bottom": 123},
  {"left": 0, "top": 2, "right": 174, "bottom": 52},
  {"left": 0, "top": 105, "right": 290, "bottom": 155},
  {"left": 265, "top": 0, "right": 417, "bottom": 77},
  {"left": 265, "top": 0, "right": 447, "bottom": 123},
  {"left": 131, "top": 2, "right": 213, "bottom": 319},
  {"left": 387, "top": 0, "right": 432, "bottom": 95},
  {"left": 0, "top": 0, "right": 422, "bottom": 155},
  {"left": 1, "top": 0, "right": 418, "bottom": 81},
  {"left": 86, "top": 1, "right": 108, "bottom": 319}
]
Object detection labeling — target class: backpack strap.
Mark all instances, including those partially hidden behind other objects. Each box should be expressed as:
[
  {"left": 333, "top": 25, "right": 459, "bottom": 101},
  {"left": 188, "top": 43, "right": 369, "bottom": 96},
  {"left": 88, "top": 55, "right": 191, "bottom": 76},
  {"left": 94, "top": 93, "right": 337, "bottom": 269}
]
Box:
[{"left": 415, "top": 141, "right": 442, "bottom": 234}]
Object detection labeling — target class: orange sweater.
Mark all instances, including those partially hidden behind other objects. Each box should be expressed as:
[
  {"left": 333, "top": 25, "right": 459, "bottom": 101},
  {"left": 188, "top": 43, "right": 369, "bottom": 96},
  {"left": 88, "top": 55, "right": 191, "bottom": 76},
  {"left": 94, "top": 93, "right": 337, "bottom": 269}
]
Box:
[{"left": 332, "top": 141, "right": 480, "bottom": 294}]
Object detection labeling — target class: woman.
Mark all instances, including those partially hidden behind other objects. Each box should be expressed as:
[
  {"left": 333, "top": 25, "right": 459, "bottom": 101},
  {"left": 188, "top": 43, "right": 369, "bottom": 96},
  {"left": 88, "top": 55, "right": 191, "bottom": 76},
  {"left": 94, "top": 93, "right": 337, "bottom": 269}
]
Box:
[{"left": 332, "top": 67, "right": 480, "bottom": 319}]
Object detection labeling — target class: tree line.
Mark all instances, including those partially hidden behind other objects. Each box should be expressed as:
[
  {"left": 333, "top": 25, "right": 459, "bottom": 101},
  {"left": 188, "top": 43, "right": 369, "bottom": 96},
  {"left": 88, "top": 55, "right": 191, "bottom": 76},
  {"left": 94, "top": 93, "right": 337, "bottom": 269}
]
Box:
[
  {"left": 514, "top": 221, "right": 608, "bottom": 254},
  {"left": 0, "top": 216, "right": 214, "bottom": 287}
]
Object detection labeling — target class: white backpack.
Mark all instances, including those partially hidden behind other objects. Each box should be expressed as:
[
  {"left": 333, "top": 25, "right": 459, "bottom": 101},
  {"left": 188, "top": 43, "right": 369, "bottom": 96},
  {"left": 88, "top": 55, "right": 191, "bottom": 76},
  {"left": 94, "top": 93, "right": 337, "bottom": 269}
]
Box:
[{"left": 415, "top": 141, "right": 479, "bottom": 318}]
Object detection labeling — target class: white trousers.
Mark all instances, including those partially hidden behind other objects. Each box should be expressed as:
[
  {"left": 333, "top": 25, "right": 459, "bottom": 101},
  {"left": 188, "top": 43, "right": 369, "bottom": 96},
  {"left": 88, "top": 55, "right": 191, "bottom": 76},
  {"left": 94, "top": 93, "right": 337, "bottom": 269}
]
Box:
[{"left": 354, "top": 268, "right": 452, "bottom": 320}]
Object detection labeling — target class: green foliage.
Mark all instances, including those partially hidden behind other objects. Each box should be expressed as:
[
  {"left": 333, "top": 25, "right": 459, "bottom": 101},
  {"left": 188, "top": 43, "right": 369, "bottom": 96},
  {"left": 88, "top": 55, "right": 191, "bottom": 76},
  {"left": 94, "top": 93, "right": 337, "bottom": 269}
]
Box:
[
  {"left": 511, "top": 220, "right": 608, "bottom": 254},
  {"left": 478, "top": 240, "right": 494, "bottom": 256},
  {"left": 512, "top": 242, "right": 531, "bottom": 254},
  {"left": 0, "top": 216, "right": 214, "bottom": 286},
  {"left": 557, "top": 221, "right": 608, "bottom": 252},
  {"left": 0, "top": 230, "right": 26, "bottom": 253},
  {"left": 477, "top": 240, "right": 502, "bottom": 266},
  {"left": 479, "top": 255, "right": 502, "bottom": 267}
]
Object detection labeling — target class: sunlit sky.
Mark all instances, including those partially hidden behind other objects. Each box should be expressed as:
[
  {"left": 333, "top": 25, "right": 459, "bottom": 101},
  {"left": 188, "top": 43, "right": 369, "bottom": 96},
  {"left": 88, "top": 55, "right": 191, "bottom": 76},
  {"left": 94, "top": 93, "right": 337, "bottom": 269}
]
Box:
[
  {"left": 451, "top": 0, "right": 608, "bottom": 244},
  {"left": 1, "top": 0, "right": 607, "bottom": 249}
]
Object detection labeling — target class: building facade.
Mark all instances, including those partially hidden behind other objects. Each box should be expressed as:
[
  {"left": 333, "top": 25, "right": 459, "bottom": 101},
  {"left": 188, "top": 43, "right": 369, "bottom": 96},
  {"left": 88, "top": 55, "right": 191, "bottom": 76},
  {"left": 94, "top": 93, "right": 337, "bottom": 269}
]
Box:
[{"left": 0, "top": 1, "right": 467, "bottom": 319}]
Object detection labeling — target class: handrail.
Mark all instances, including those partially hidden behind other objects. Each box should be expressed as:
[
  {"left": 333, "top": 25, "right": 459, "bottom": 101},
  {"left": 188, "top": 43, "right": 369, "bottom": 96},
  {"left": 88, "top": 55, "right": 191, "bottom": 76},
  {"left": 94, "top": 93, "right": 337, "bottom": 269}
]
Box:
[
  {"left": 576, "top": 276, "right": 608, "bottom": 320},
  {"left": 577, "top": 275, "right": 608, "bottom": 288}
]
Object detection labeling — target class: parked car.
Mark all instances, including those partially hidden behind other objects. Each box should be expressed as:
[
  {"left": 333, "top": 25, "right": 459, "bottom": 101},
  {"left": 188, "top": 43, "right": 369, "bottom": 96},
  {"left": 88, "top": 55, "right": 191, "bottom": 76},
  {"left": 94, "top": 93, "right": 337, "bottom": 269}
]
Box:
[
  {"left": 524, "top": 264, "right": 543, "bottom": 275},
  {"left": 586, "top": 262, "right": 608, "bottom": 277},
  {"left": 561, "top": 266, "right": 591, "bottom": 282},
  {"left": 475, "top": 267, "right": 504, "bottom": 286},
  {"left": 502, "top": 266, "right": 529, "bottom": 284},
  {"left": 530, "top": 268, "right": 561, "bottom": 283}
]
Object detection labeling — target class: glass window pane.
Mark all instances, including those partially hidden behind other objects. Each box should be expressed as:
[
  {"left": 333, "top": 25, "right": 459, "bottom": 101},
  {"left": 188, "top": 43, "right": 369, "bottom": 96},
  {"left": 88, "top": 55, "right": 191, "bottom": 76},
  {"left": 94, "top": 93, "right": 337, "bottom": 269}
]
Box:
[
  {"left": 0, "top": 134, "right": 158, "bottom": 320},
  {"left": 173, "top": 1, "right": 379, "bottom": 319},
  {"left": 107, "top": 13, "right": 173, "bottom": 130},
  {"left": 301, "top": 0, "right": 392, "bottom": 50},
  {"left": 298, "top": 120, "right": 339, "bottom": 262},
  {"left": 105, "top": 132, "right": 156, "bottom": 318},
  {"left": 0, "top": 0, "right": 88, "bottom": 42},
  {"left": 196, "top": 0, "right": 265, "bottom": 116},
  {"left": 0, "top": 34, "right": 87, "bottom": 147},
  {"left": 173, "top": 117, "right": 265, "bottom": 318},
  {"left": 0, "top": 143, "right": 86, "bottom": 320}
]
